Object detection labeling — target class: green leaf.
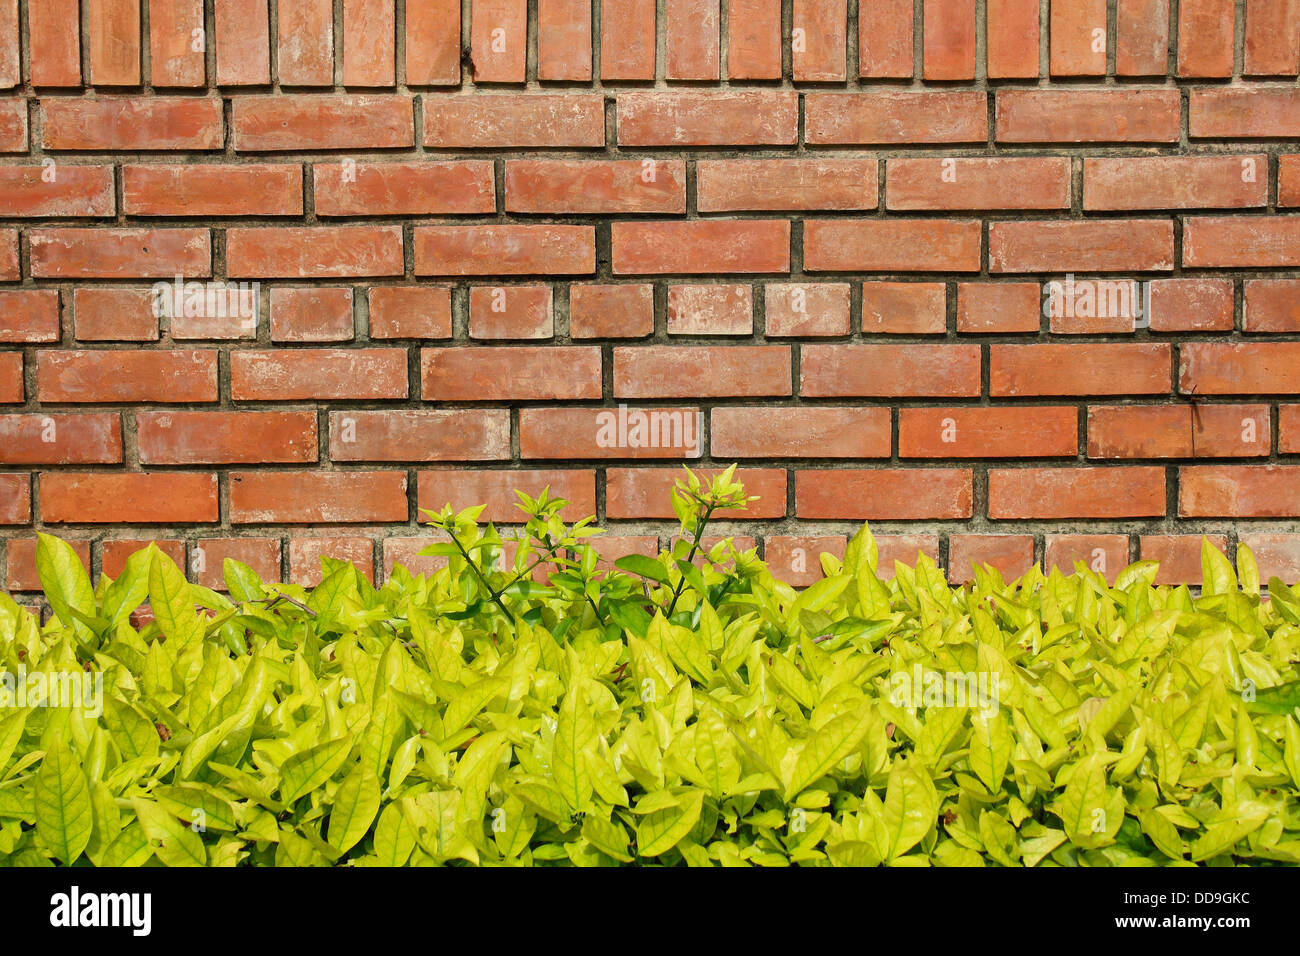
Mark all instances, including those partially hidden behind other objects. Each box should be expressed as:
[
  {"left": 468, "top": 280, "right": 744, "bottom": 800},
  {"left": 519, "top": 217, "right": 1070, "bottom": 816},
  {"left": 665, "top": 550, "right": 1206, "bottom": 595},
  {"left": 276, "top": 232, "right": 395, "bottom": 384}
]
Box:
[
  {"left": 33, "top": 736, "right": 93, "bottom": 865},
  {"left": 637, "top": 789, "right": 705, "bottom": 857},
  {"left": 279, "top": 734, "right": 355, "bottom": 804},
  {"left": 876, "top": 760, "right": 939, "bottom": 862},
  {"left": 131, "top": 796, "right": 208, "bottom": 866},
  {"left": 328, "top": 760, "right": 381, "bottom": 854},
  {"left": 615, "top": 554, "right": 669, "bottom": 584},
  {"left": 36, "top": 533, "right": 96, "bottom": 642}
]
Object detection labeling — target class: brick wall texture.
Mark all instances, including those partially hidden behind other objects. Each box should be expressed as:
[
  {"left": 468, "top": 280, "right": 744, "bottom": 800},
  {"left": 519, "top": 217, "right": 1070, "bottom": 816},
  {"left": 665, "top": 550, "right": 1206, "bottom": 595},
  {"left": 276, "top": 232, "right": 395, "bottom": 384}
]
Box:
[{"left": 2, "top": 0, "right": 1300, "bottom": 595}]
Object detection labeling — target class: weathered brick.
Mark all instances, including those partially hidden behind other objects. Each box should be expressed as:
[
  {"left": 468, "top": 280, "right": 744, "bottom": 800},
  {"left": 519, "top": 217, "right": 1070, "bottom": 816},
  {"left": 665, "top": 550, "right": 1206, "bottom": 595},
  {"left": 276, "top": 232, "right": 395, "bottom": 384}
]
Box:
[
  {"left": 887, "top": 157, "right": 1070, "bottom": 211},
  {"left": 948, "top": 535, "right": 1035, "bottom": 585},
  {"left": 101, "top": 539, "right": 184, "bottom": 579},
  {"left": 805, "top": 220, "right": 981, "bottom": 273},
  {"left": 802, "top": 344, "right": 981, "bottom": 397},
  {"left": 30, "top": 228, "right": 210, "bottom": 279},
  {"left": 1087, "top": 404, "right": 1270, "bottom": 458},
  {"left": 214, "top": 0, "right": 271, "bottom": 85},
  {"left": 519, "top": 407, "right": 705, "bottom": 460},
  {"left": 330, "top": 410, "right": 510, "bottom": 462},
  {"left": 42, "top": 473, "right": 218, "bottom": 523},
  {"left": 1148, "top": 278, "right": 1235, "bottom": 332},
  {"left": 191, "top": 537, "right": 282, "bottom": 589},
  {"left": 342, "top": 0, "right": 395, "bottom": 86},
  {"left": 610, "top": 468, "right": 786, "bottom": 519},
  {"left": 1245, "top": 0, "right": 1300, "bottom": 75},
  {"left": 405, "top": 0, "right": 459, "bottom": 84},
  {"left": 0, "top": 353, "right": 21, "bottom": 402},
  {"left": 505, "top": 160, "right": 685, "bottom": 214},
  {"left": 1116, "top": 0, "right": 1170, "bottom": 75},
  {"left": 42, "top": 97, "right": 222, "bottom": 150},
  {"left": 0, "top": 473, "right": 29, "bottom": 523},
  {"left": 418, "top": 469, "right": 596, "bottom": 522},
  {"left": 796, "top": 468, "right": 972, "bottom": 520},
  {"left": 278, "top": 0, "right": 334, "bottom": 85},
  {"left": 805, "top": 92, "right": 987, "bottom": 144},
  {"left": 1184, "top": 217, "right": 1300, "bottom": 267},
  {"left": 989, "top": 467, "right": 1167, "bottom": 518},
  {"left": 712, "top": 407, "right": 891, "bottom": 458},
  {"left": 5, "top": 537, "right": 90, "bottom": 591},
  {"left": 1084, "top": 156, "right": 1268, "bottom": 210},
  {"left": 233, "top": 95, "right": 414, "bottom": 150},
  {"left": 1141, "top": 534, "right": 1229, "bottom": 585},
  {"left": 1180, "top": 342, "right": 1300, "bottom": 394},
  {"left": 569, "top": 284, "right": 654, "bottom": 339},
  {"left": 989, "top": 220, "right": 1175, "bottom": 272},
  {"left": 470, "top": 0, "right": 527, "bottom": 82},
  {"left": 1244, "top": 280, "right": 1300, "bottom": 332},
  {"left": 38, "top": 349, "right": 217, "bottom": 403},
  {"left": 1050, "top": 0, "right": 1107, "bottom": 75},
  {"left": 227, "top": 226, "right": 403, "bottom": 278},
  {"left": 416, "top": 225, "right": 595, "bottom": 276},
  {"left": 123, "top": 164, "right": 303, "bottom": 217},
  {"left": 728, "top": 0, "right": 782, "bottom": 79},
  {"left": 469, "top": 285, "right": 554, "bottom": 340},
  {"left": 0, "top": 164, "right": 114, "bottom": 217},
  {"left": 764, "top": 283, "right": 851, "bottom": 337},
  {"left": 270, "top": 288, "right": 354, "bottom": 342},
  {"left": 0, "top": 412, "right": 122, "bottom": 464},
  {"left": 1238, "top": 533, "right": 1300, "bottom": 583},
  {"left": 991, "top": 344, "right": 1171, "bottom": 396},
  {"left": 1190, "top": 89, "right": 1300, "bottom": 138},
  {"left": 538, "top": 0, "right": 592, "bottom": 80},
  {"left": 697, "top": 159, "right": 876, "bottom": 212},
  {"left": 793, "top": 0, "right": 847, "bottom": 81},
  {"left": 956, "top": 282, "right": 1042, "bottom": 333},
  {"left": 72, "top": 288, "right": 159, "bottom": 341},
  {"left": 617, "top": 92, "right": 798, "bottom": 146},
  {"left": 314, "top": 161, "right": 494, "bottom": 217},
  {"left": 1180, "top": 465, "right": 1300, "bottom": 517},
  {"left": 231, "top": 471, "right": 407, "bottom": 524},
  {"left": 612, "top": 221, "right": 789, "bottom": 275},
  {"left": 997, "top": 90, "right": 1181, "bottom": 143},
  {"left": 1178, "top": 0, "right": 1235, "bottom": 77},
  {"left": 138, "top": 410, "right": 317, "bottom": 464},
  {"left": 667, "top": 0, "right": 720, "bottom": 79},
  {"left": 231, "top": 349, "right": 407, "bottom": 401},
  {"left": 666, "top": 284, "right": 752, "bottom": 335},
  {"left": 923, "top": 0, "right": 976, "bottom": 80},
  {"left": 1045, "top": 534, "right": 1129, "bottom": 582},
  {"left": 860, "top": 282, "right": 947, "bottom": 334},
  {"left": 422, "top": 346, "right": 601, "bottom": 401},
  {"left": 614, "top": 346, "right": 790, "bottom": 398},
  {"left": 0, "top": 290, "right": 61, "bottom": 342},
  {"left": 899, "top": 407, "right": 1078, "bottom": 458},
  {"left": 424, "top": 94, "right": 605, "bottom": 148},
  {"left": 368, "top": 287, "right": 452, "bottom": 339},
  {"left": 29, "top": 0, "right": 82, "bottom": 86},
  {"left": 988, "top": 0, "right": 1040, "bottom": 77}
]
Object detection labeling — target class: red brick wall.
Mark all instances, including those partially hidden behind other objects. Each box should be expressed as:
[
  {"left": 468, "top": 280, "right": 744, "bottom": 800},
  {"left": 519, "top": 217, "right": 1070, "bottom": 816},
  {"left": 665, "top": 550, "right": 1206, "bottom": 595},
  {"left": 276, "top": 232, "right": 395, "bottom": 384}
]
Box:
[{"left": 3, "top": 0, "right": 1300, "bottom": 594}]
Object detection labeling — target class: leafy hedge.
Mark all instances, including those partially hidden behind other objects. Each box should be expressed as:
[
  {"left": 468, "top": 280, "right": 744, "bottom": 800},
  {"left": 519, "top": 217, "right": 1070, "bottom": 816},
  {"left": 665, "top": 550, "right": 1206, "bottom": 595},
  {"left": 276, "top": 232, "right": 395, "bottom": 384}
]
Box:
[{"left": 3, "top": 467, "right": 1300, "bottom": 866}]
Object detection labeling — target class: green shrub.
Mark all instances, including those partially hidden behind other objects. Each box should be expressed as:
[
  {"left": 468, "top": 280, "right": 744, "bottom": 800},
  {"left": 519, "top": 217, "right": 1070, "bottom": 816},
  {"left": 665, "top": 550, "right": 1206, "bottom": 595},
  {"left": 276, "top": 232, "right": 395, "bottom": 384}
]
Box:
[{"left": 3, "top": 466, "right": 1300, "bottom": 866}]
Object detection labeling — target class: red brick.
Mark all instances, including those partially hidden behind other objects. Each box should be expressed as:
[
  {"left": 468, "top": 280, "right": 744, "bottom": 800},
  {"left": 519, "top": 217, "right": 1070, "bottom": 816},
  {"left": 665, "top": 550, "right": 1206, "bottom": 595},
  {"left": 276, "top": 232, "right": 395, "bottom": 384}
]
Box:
[
  {"left": 1045, "top": 534, "right": 1129, "bottom": 582},
  {"left": 72, "top": 288, "right": 158, "bottom": 341},
  {"left": 887, "top": 157, "right": 1070, "bottom": 211},
  {"left": 1084, "top": 156, "right": 1267, "bottom": 211},
  {"left": 989, "top": 467, "right": 1167, "bottom": 519},
  {"left": 793, "top": 0, "right": 846, "bottom": 81},
  {"left": 614, "top": 345, "right": 790, "bottom": 398},
  {"left": 876, "top": 536, "right": 942, "bottom": 577},
  {"left": 0, "top": 227, "right": 16, "bottom": 278},
  {"left": 697, "top": 159, "right": 877, "bottom": 212},
  {"left": 422, "top": 346, "right": 601, "bottom": 401},
  {"left": 0, "top": 412, "right": 122, "bottom": 464},
  {"left": 764, "top": 283, "right": 851, "bottom": 337},
  {"left": 227, "top": 226, "right": 402, "bottom": 278},
  {"left": 802, "top": 344, "right": 981, "bottom": 398},
  {"left": 1184, "top": 217, "right": 1300, "bottom": 268},
  {"left": 424, "top": 94, "right": 604, "bottom": 147},
  {"left": 0, "top": 352, "right": 21, "bottom": 402},
  {"left": 988, "top": 0, "right": 1040, "bottom": 77},
  {"left": 343, "top": 0, "right": 395, "bottom": 86},
  {"left": 1141, "top": 534, "right": 1228, "bottom": 585},
  {"left": 233, "top": 95, "right": 413, "bottom": 150},
  {"left": 805, "top": 92, "right": 987, "bottom": 145},
  {"left": 331, "top": 409, "right": 510, "bottom": 462},
  {"left": 1044, "top": 276, "right": 1143, "bottom": 334},
  {"left": 382, "top": 536, "right": 451, "bottom": 579},
  {"left": 612, "top": 221, "right": 789, "bottom": 275},
  {"left": 1050, "top": 0, "right": 1107, "bottom": 75},
  {"left": 923, "top": 0, "right": 976, "bottom": 79},
  {"left": 570, "top": 284, "right": 654, "bottom": 339},
  {"left": 5, "top": 538, "right": 91, "bottom": 591},
  {"left": 609, "top": 468, "right": 786, "bottom": 519},
  {"left": 860, "top": 282, "right": 946, "bottom": 334},
  {"left": 0, "top": 0, "right": 18, "bottom": 88},
  {"left": 602, "top": 0, "right": 656, "bottom": 79},
  {"left": 368, "top": 287, "right": 452, "bottom": 339},
  {"left": 797, "top": 468, "right": 972, "bottom": 520},
  {"left": 470, "top": 0, "right": 526, "bottom": 82},
  {"left": 469, "top": 285, "right": 554, "bottom": 339},
  {"left": 1238, "top": 533, "right": 1300, "bottom": 583},
  {"left": 290, "top": 537, "right": 374, "bottom": 586},
  {"left": 805, "top": 220, "right": 981, "bottom": 273},
  {"left": 38, "top": 349, "right": 217, "bottom": 403},
  {"left": 1284, "top": 405, "right": 1300, "bottom": 453},
  {"left": 957, "top": 282, "right": 1041, "bottom": 333},
  {"left": 138, "top": 410, "right": 317, "bottom": 464},
  {"left": 766, "top": 535, "right": 847, "bottom": 586},
  {"left": 1282, "top": 155, "right": 1300, "bottom": 206},
  {"left": 1178, "top": 0, "right": 1235, "bottom": 77},
  {"left": 617, "top": 92, "right": 798, "bottom": 146},
  {"left": 900, "top": 406, "right": 1078, "bottom": 458},
  {"left": 165, "top": 280, "right": 259, "bottom": 341},
  {"left": 191, "top": 537, "right": 282, "bottom": 589},
  {"left": 101, "top": 539, "right": 185, "bottom": 580},
  {"left": 713, "top": 407, "right": 891, "bottom": 459},
  {"left": 268, "top": 288, "right": 353, "bottom": 342},
  {"left": 989, "top": 220, "right": 1174, "bottom": 272},
  {"left": 1117, "top": 0, "right": 1170, "bottom": 75},
  {"left": 405, "top": 0, "right": 459, "bottom": 84},
  {"left": 1180, "top": 466, "right": 1300, "bottom": 517},
  {"left": 149, "top": 0, "right": 204, "bottom": 86},
  {"left": 416, "top": 225, "right": 595, "bottom": 276},
  {"left": 667, "top": 284, "right": 752, "bottom": 335},
  {"left": 29, "top": 0, "right": 81, "bottom": 86},
  {"left": 214, "top": 0, "right": 271, "bottom": 85},
  {"left": 0, "top": 290, "right": 60, "bottom": 342},
  {"left": 519, "top": 407, "right": 705, "bottom": 460},
  {"left": 581, "top": 534, "right": 658, "bottom": 574},
  {"left": 42, "top": 97, "right": 222, "bottom": 150},
  {"left": 1148, "top": 278, "right": 1234, "bottom": 332},
  {"left": 1180, "top": 342, "right": 1300, "bottom": 395},
  {"left": 1190, "top": 89, "right": 1300, "bottom": 138},
  {"left": 991, "top": 344, "right": 1171, "bottom": 396},
  {"left": 1244, "top": 279, "right": 1300, "bottom": 332},
  {"left": 88, "top": 0, "right": 141, "bottom": 84},
  {"left": 538, "top": 0, "right": 592, "bottom": 80},
  {"left": 996, "top": 89, "right": 1181, "bottom": 143},
  {"left": 0, "top": 473, "right": 28, "bottom": 523},
  {"left": 278, "top": 0, "right": 334, "bottom": 85},
  {"left": 667, "top": 0, "right": 721, "bottom": 79},
  {"left": 1088, "top": 404, "right": 1270, "bottom": 458},
  {"left": 948, "top": 535, "right": 1035, "bottom": 585},
  {"left": 123, "top": 164, "right": 303, "bottom": 216},
  {"left": 860, "top": 0, "right": 914, "bottom": 77},
  {"left": 231, "top": 471, "right": 407, "bottom": 524},
  {"left": 1245, "top": 0, "right": 1300, "bottom": 74},
  {"left": 728, "top": 0, "right": 782, "bottom": 79},
  {"left": 30, "top": 228, "right": 210, "bottom": 279},
  {"left": 232, "top": 349, "right": 408, "bottom": 401},
  {"left": 42, "top": 473, "right": 217, "bottom": 524},
  {"left": 505, "top": 160, "right": 685, "bottom": 214},
  {"left": 0, "top": 100, "right": 25, "bottom": 152},
  {"left": 418, "top": 469, "right": 596, "bottom": 522}
]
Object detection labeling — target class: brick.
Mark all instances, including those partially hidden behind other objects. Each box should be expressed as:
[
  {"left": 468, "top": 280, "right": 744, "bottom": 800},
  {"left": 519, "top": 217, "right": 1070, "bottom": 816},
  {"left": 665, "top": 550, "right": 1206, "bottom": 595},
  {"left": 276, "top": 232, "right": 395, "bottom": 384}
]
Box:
[
  {"left": 343, "top": 0, "right": 395, "bottom": 86},
  {"left": 270, "top": 288, "right": 354, "bottom": 342},
  {"left": 1179, "top": 466, "right": 1300, "bottom": 517},
  {"left": 1043, "top": 275, "right": 1144, "bottom": 334},
  {"left": 1282, "top": 155, "right": 1300, "bottom": 206},
  {"left": 1238, "top": 533, "right": 1300, "bottom": 583},
  {"left": 519, "top": 406, "right": 705, "bottom": 460},
  {"left": 0, "top": 353, "right": 21, "bottom": 402},
  {"left": 860, "top": 282, "right": 947, "bottom": 334},
  {"left": 667, "top": 284, "right": 752, "bottom": 335},
  {"left": 601, "top": 0, "right": 656, "bottom": 79},
  {"left": 29, "top": 0, "right": 81, "bottom": 86},
  {"left": 923, "top": 0, "right": 977, "bottom": 79},
  {"left": 860, "top": 0, "right": 914, "bottom": 77},
  {"left": 957, "top": 282, "right": 1042, "bottom": 333},
  {"left": 948, "top": 535, "right": 1035, "bottom": 585},
  {"left": 802, "top": 344, "right": 981, "bottom": 397},
  {"left": 617, "top": 92, "right": 798, "bottom": 146},
  {"left": 766, "top": 535, "right": 847, "bottom": 587},
  {"left": 612, "top": 221, "right": 789, "bottom": 275},
  {"left": 1190, "top": 89, "right": 1300, "bottom": 138},
  {"left": 42, "top": 473, "right": 217, "bottom": 523},
  {"left": 72, "top": 288, "right": 159, "bottom": 341},
  {"left": 1050, "top": 0, "right": 1107, "bottom": 75},
  {"left": 0, "top": 412, "right": 122, "bottom": 464},
  {"left": 278, "top": 0, "right": 334, "bottom": 85},
  {"left": 232, "top": 349, "right": 408, "bottom": 401},
  {"left": 991, "top": 344, "right": 1171, "bottom": 396},
  {"left": 191, "top": 537, "right": 282, "bottom": 589},
  {"left": 418, "top": 469, "right": 596, "bottom": 522},
  {"left": 87, "top": 0, "right": 141, "bottom": 84},
  {"left": 697, "top": 159, "right": 877, "bottom": 212},
  {"left": 289, "top": 537, "right": 374, "bottom": 586},
  {"left": 123, "top": 164, "right": 303, "bottom": 216},
  {"left": 382, "top": 536, "right": 451, "bottom": 579},
  {"left": 1141, "top": 534, "right": 1228, "bottom": 585},
  {"left": 0, "top": 100, "right": 25, "bottom": 152},
  {"left": 0, "top": 290, "right": 61, "bottom": 342},
  {"left": 505, "top": 160, "right": 685, "bottom": 214},
  {"left": 330, "top": 409, "right": 510, "bottom": 462},
  {"left": 233, "top": 95, "right": 413, "bottom": 150},
  {"left": 165, "top": 281, "right": 259, "bottom": 341},
  {"left": 876, "top": 536, "right": 942, "bottom": 577},
  {"left": 1178, "top": 0, "right": 1235, "bottom": 77},
  {"left": 805, "top": 92, "right": 987, "bottom": 145},
  {"left": 609, "top": 468, "right": 786, "bottom": 519},
  {"left": 793, "top": 0, "right": 847, "bottom": 81},
  {"left": 6, "top": 538, "right": 91, "bottom": 591},
  {"left": 797, "top": 468, "right": 972, "bottom": 520},
  {"left": 667, "top": 0, "right": 721, "bottom": 79},
  {"left": 989, "top": 467, "right": 1167, "bottom": 518},
  {"left": 0, "top": 227, "right": 15, "bottom": 278},
  {"left": 1117, "top": 0, "right": 1170, "bottom": 75},
  {"left": 1087, "top": 404, "right": 1270, "bottom": 458},
  {"left": 227, "top": 226, "right": 403, "bottom": 278},
  {"left": 1245, "top": 0, "right": 1300, "bottom": 75},
  {"left": 0, "top": 473, "right": 29, "bottom": 523},
  {"left": 570, "top": 284, "right": 654, "bottom": 339},
  {"left": 469, "top": 285, "right": 553, "bottom": 339},
  {"left": 728, "top": 0, "right": 782, "bottom": 79},
  {"left": 416, "top": 225, "right": 594, "bottom": 276},
  {"left": 1045, "top": 534, "right": 1129, "bottom": 581},
  {"left": 583, "top": 535, "right": 659, "bottom": 573},
  {"left": 713, "top": 407, "right": 891, "bottom": 459},
  {"left": 149, "top": 0, "right": 204, "bottom": 86},
  {"left": 988, "top": 0, "right": 1040, "bottom": 77},
  {"left": 42, "top": 97, "right": 222, "bottom": 149},
  {"left": 614, "top": 345, "right": 790, "bottom": 398},
  {"left": 764, "top": 283, "right": 851, "bottom": 337},
  {"left": 1184, "top": 217, "right": 1300, "bottom": 268},
  {"left": 900, "top": 406, "right": 1078, "bottom": 458},
  {"left": 887, "top": 157, "right": 1070, "bottom": 211},
  {"left": 1245, "top": 280, "right": 1300, "bottom": 332},
  {"left": 422, "top": 346, "right": 601, "bottom": 401},
  {"left": 996, "top": 90, "right": 1181, "bottom": 143},
  {"left": 1084, "top": 156, "right": 1268, "bottom": 210},
  {"left": 805, "top": 220, "right": 981, "bottom": 273},
  {"left": 101, "top": 539, "right": 185, "bottom": 580},
  {"left": 231, "top": 471, "right": 407, "bottom": 524},
  {"left": 1284, "top": 405, "right": 1300, "bottom": 453},
  {"left": 1180, "top": 342, "right": 1300, "bottom": 394},
  {"left": 405, "top": 0, "right": 459, "bottom": 84},
  {"left": 538, "top": 0, "right": 592, "bottom": 80},
  {"left": 368, "top": 287, "right": 452, "bottom": 339},
  {"left": 1149, "top": 278, "right": 1235, "bottom": 332},
  {"left": 424, "top": 94, "right": 604, "bottom": 148},
  {"left": 470, "top": 0, "right": 526, "bottom": 82},
  {"left": 30, "top": 228, "right": 210, "bottom": 279},
  {"left": 0, "top": 0, "right": 17, "bottom": 88},
  {"left": 214, "top": 0, "right": 271, "bottom": 85},
  {"left": 138, "top": 410, "right": 316, "bottom": 464},
  {"left": 38, "top": 349, "right": 217, "bottom": 403},
  {"left": 990, "top": 220, "right": 1174, "bottom": 273}
]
